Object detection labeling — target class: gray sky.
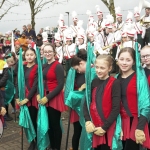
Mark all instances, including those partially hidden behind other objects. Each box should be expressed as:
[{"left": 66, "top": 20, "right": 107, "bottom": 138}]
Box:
[{"left": 0, "top": 0, "right": 146, "bottom": 34}]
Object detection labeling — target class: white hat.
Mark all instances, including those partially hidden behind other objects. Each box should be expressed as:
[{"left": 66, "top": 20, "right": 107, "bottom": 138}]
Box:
[
  {"left": 86, "top": 10, "right": 94, "bottom": 20},
  {"left": 42, "top": 32, "right": 48, "bottom": 42},
  {"left": 54, "top": 33, "right": 61, "bottom": 43},
  {"left": 115, "top": 6, "right": 122, "bottom": 18},
  {"left": 77, "top": 20, "right": 84, "bottom": 29},
  {"left": 87, "top": 26, "right": 97, "bottom": 37},
  {"left": 65, "top": 34, "right": 73, "bottom": 41},
  {"left": 59, "top": 14, "right": 64, "bottom": 21},
  {"left": 105, "top": 14, "right": 114, "bottom": 28},
  {"left": 95, "top": 5, "right": 103, "bottom": 16},
  {"left": 72, "top": 11, "right": 78, "bottom": 21},
  {"left": 134, "top": 7, "right": 140, "bottom": 17},
  {"left": 126, "top": 23, "right": 136, "bottom": 37},
  {"left": 77, "top": 29, "right": 85, "bottom": 39},
  {"left": 45, "top": 26, "right": 50, "bottom": 31},
  {"left": 126, "top": 11, "right": 133, "bottom": 23}
]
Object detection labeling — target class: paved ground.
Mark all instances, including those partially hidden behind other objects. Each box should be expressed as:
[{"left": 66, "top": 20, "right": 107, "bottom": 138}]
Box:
[{"left": 0, "top": 108, "right": 73, "bottom": 150}]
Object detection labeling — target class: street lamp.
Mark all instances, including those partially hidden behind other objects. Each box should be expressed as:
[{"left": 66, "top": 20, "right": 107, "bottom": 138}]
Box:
[{"left": 65, "top": 12, "right": 69, "bottom": 26}]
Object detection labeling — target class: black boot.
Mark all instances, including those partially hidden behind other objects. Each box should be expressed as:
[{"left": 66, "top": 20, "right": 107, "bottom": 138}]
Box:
[{"left": 28, "top": 140, "right": 36, "bottom": 150}]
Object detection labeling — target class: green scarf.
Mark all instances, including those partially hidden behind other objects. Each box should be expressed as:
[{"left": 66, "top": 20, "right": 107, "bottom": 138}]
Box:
[
  {"left": 36, "top": 47, "right": 50, "bottom": 150},
  {"left": 18, "top": 48, "right": 36, "bottom": 143},
  {"left": 135, "top": 42, "right": 150, "bottom": 120}
]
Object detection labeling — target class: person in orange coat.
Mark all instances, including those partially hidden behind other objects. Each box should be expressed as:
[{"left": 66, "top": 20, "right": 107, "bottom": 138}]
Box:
[{"left": 16, "top": 32, "right": 28, "bottom": 51}]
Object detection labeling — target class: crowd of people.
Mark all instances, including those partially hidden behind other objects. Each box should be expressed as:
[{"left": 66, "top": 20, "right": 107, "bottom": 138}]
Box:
[{"left": 1, "top": 0, "right": 150, "bottom": 150}]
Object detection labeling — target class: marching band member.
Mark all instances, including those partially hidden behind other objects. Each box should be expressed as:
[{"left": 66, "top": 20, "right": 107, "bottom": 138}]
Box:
[
  {"left": 95, "top": 5, "right": 105, "bottom": 32},
  {"left": 77, "top": 30, "right": 87, "bottom": 50},
  {"left": 115, "top": 31, "right": 128, "bottom": 61},
  {"left": 87, "top": 26, "right": 102, "bottom": 55},
  {"left": 63, "top": 30, "right": 76, "bottom": 75},
  {"left": 57, "top": 14, "right": 68, "bottom": 43},
  {"left": 54, "top": 33, "right": 63, "bottom": 63},
  {"left": 134, "top": 6, "right": 146, "bottom": 48},
  {"left": 97, "top": 14, "right": 115, "bottom": 55},
  {"left": 114, "top": 6, "right": 124, "bottom": 42},
  {"left": 70, "top": 11, "right": 78, "bottom": 43},
  {"left": 139, "top": 0, "right": 150, "bottom": 45},
  {"left": 86, "top": 10, "right": 97, "bottom": 35}
]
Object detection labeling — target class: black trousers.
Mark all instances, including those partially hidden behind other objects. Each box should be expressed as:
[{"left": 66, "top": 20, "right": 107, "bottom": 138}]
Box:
[
  {"left": 123, "top": 139, "right": 139, "bottom": 150},
  {"left": 144, "top": 28, "right": 150, "bottom": 46},
  {"left": 5, "top": 97, "right": 15, "bottom": 115},
  {"left": 28, "top": 106, "right": 38, "bottom": 140},
  {"left": 47, "top": 107, "right": 62, "bottom": 150},
  {"left": 72, "top": 121, "right": 82, "bottom": 150}
]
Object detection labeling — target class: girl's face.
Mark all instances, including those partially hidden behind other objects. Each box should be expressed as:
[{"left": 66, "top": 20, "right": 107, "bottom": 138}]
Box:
[
  {"left": 78, "top": 38, "right": 84, "bottom": 45},
  {"left": 43, "top": 46, "right": 55, "bottom": 61},
  {"left": 25, "top": 50, "right": 36, "bottom": 63},
  {"left": 6, "top": 56, "right": 15, "bottom": 67},
  {"left": 95, "top": 59, "right": 111, "bottom": 80},
  {"left": 118, "top": 52, "right": 134, "bottom": 72},
  {"left": 73, "top": 61, "right": 86, "bottom": 73},
  {"left": 140, "top": 48, "right": 150, "bottom": 65}
]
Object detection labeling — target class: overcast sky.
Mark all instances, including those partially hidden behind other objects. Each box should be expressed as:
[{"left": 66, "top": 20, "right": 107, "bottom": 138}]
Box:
[{"left": 0, "top": 0, "right": 147, "bottom": 34}]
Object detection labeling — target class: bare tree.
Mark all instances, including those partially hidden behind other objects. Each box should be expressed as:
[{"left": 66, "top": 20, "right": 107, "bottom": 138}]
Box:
[
  {"left": 27, "top": 0, "right": 67, "bottom": 29},
  {"left": 0, "top": 0, "right": 20, "bottom": 20},
  {"left": 101, "top": 0, "right": 116, "bottom": 21}
]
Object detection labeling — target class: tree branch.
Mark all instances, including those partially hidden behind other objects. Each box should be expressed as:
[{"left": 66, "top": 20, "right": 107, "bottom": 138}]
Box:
[{"left": 101, "top": 0, "right": 109, "bottom": 8}]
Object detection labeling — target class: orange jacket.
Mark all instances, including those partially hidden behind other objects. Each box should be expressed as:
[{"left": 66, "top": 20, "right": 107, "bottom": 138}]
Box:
[{"left": 17, "top": 38, "right": 28, "bottom": 51}]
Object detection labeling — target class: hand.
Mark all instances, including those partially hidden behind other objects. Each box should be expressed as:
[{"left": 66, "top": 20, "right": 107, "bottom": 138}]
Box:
[
  {"left": 120, "top": 129, "right": 123, "bottom": 140},
  {"left": 36, "top": 94, "right": 40, "bottom": 102},
  {"left": 38, "top": 97, "right": 48, "bottom": 105},
  {"left": 0, "top": 107, "right": 6, "bottom": 116},
  {"left": 135, "top": 129, "right": 146, "bottom": 145},
  {"left": 16, "top": 99, "right": 20, "bottom": 105},
  {"left": 85, "top": 121, "right": 95, "bottom": 133},
  {"left": 94, "top": 127, "right": 106, "bottom": 136},
  {"left": 19, "top": 98, "right": 29, "bottom": 106},
  {"left": 78, "top": 83, "right": 86, "bottom": 91}
]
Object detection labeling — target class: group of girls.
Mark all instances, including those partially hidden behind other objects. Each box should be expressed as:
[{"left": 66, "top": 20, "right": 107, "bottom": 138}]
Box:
[
  {"left": 66, "top": 45, "right": 150, "bottom": 150},
  {"left": 2, "top": 40, "right": 150, "bottom": 150}
]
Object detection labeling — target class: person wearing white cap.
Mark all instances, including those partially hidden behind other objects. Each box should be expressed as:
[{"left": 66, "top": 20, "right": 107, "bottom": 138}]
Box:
[
  {"left": 87, "top": 26, "right": 102, "bottom": 56},
  {"left": 95, "top": 5, "right": 105, "bottom": 32},
  {"left": 123, "top": 23, "right": 141, "bottom": 50},
  {"left": 114, "top": 6, "right": 124, "bottom": 42},
  {"left": 42, "top": 32, "right": 48, "bottom": 43},
  {"left": 115, "top": 31, "right": 128, "bottom": 61},
  {"left": 134, "top": 6, "right": 146, "bottom": 48},
  {"left": 86, "top": 10, "right": 97, "bottom": 35},
  {"left": 77, "top": 29, "right": 87, "bottom": 50},
  {"left": 57, "top": 14, "right": 68, "bottom": 43},
  {"left": 70, "top": 11, "right": 78, "bottom": 43},
  {"left": 54, "top": 33, "right": 63, "bottom": 64},
  {"left": 125, "top": 11, "right": 134, "bottom": 25},
  {"left": 63, "top": 30, "right": 76, "bottom": 75},
  {"left": 97, "top": 14, "right": 115, "bottom": 55}
]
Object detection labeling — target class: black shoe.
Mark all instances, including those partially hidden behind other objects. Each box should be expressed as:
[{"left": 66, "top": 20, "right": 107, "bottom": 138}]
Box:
[
  {"left": 28, "top": 140, "right": 36, "bottom": 150},
  {"left": 5, "top": 115, "right": 13, "bottom": 121}
]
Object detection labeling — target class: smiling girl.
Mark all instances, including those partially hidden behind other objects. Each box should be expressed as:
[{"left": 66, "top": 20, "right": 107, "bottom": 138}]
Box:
[
  {"left": 37, "top": 43, "right": 67, "bottom": 150},
  {"left": 117, "top": 47, "right": 150, "bottom": 150},
  {"left": 84, "top": 55, "right": 121, "bottom": 150}
]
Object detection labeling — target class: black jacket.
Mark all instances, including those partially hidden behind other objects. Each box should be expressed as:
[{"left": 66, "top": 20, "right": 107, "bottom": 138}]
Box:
[{"left": 25, "top": 29, "right": 36, "bottom": 41}]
